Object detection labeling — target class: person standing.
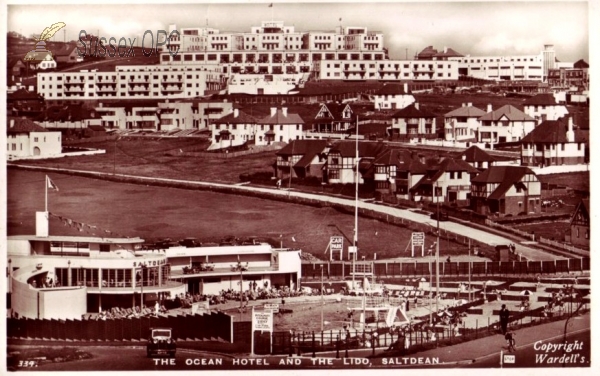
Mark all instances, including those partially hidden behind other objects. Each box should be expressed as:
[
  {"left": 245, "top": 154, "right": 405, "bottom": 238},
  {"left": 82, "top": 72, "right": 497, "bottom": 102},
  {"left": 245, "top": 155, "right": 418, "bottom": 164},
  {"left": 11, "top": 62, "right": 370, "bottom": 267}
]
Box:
[{"left": 499, "top": 304, "right": 510, "bottom": 334}]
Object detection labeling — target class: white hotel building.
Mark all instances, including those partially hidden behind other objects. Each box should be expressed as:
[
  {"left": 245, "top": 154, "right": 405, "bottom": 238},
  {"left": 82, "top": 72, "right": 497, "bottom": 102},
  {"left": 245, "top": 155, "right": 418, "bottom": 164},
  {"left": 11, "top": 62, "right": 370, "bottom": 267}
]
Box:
[{"left": 37, "top": 65, "right": 224, "bottom": 100}]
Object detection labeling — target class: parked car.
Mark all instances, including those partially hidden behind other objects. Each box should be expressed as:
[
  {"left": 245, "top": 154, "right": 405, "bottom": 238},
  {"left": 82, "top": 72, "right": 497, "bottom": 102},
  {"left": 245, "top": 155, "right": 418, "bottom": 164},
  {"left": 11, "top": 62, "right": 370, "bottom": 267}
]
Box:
[
  {"left": 430, "top": 211, "right": 449, "bottom": 222},
  {"left": 147, "top": 327, "right": 176, "bottom": 358}
]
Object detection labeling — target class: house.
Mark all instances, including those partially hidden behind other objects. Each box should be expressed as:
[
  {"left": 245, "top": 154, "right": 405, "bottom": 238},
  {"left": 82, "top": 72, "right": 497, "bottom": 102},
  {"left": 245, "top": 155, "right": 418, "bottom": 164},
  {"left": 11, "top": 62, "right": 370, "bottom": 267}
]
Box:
[
  {"left": 8, "top": 58, "right": 26, "bottom": 84},
  {"left": 417, "top": 46, "right": 464, "bottom": 60},
  {"left": 23, "top": 41, "right": 57, "bottom": 70},
  {"left": 325, "top": 141, "right": 387, "bottom": 184},
  {"left": 6, "top": 117, "right": 62, "bottom": 159},
  {"left": 410, "top": 158, "right": 479, "bottom": 204},
  {"left": 209, "top": 108, "right": 258, "bottom": 150},
  {"left": 477, "top": 104, "right": 536, "bottom": 144},
  {"left": 256, "top": 107, "right": 304, "bottom": 146},
  {"left": 460, "top": 145, "right": 498, "bottom": 170},
  {"left": 310, "top": 103, "right": 355, "bottom": 134},
  {"left": 520, "top": 117, "right": 587, "bottom": 167},
  {"left": 193, "top": 100, "right": 234, "bottom": 130},
  {"left": 389, "top": 103, "right": 437, "bottom": 139},
  {"left": 568, "top": 198, "right": 589, "bottom": 247},
  {"left": 54, "top": 44, "right": 84, "bottom": 64},
  {"left": 372, "top": 149, "right": 427, "bottom": 199},
  {"left": 522, "top": 94, "right": 569, "bottom": 124},
  {"left": 36, "top": 104, "right": 95, "bottom": 129},
  {"left": 470, "top": 166, "right": 541, "bottom": 216},
  {"left": 444, "top": 103, "right": 486, "bottom": 141},
  {"left": 7, "top": 88, "right": 45, "bottom": 118},
  {"left": 158, "top": 101, "right": 195, "bottom": 131},
  {"left": 275, "top": 139, "right": 329, "bottom": 179},
  {"left": 373, "top": 83, "right": 415, "bottom": 111}
]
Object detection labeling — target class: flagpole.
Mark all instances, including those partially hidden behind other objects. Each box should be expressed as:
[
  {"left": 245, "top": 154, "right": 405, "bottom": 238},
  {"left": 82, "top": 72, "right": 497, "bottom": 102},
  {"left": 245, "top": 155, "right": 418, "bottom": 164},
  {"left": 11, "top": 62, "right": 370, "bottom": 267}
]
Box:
[{"left": 45, "top": 175, "right": 48, "bottom": 212}]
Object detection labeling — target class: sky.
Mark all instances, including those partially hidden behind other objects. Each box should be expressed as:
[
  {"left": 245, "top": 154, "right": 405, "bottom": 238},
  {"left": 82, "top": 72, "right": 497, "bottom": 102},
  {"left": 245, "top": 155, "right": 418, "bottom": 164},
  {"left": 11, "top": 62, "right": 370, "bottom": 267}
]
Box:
[{"left": 7, "top": 1, "right": 590, "bottom": 62}]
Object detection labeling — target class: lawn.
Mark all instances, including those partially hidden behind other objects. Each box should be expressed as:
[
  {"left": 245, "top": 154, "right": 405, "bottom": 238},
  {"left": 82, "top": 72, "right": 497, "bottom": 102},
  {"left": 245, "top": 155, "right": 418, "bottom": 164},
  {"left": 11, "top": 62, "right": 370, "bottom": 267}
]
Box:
[
  {"left": 7, "top": 169, "right": 471, "bottom": 261},
  {"left": 538, "top": 171, "right": 590, "bottom": 193},
  {"left": 514, "top": 221, "right": 571, "bottom": 243}
]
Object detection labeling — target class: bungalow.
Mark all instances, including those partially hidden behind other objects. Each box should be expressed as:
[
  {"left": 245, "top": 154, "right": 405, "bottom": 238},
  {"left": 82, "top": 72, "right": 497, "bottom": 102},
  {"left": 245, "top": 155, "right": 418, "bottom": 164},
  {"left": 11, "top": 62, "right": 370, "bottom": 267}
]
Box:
[
  {"left": 372, "top": 149, "right": 427, "bottom": 199},
  {"left": 373, "top": 83, "right": 415, "bottom": 111},
  {"left": 275, "top": 139, "right": 329, "bottom": 180},
  {"left": 522, "top": 94, "right": 569, "bottom": 125},
  {"left": 7, "top": 117, "right": 62, "bottom": 159},
  {"left": 568, "top": 198, "right": 589, "bottom": 247},
  {"left": 460, "top": 145, "right": 498, "bottom": 170},
  {"left": 478, "top": 104, "right": 536, "bottom": 144},
  {"left": 54, "top": 44, "right": 84, "bottom": 64},
  {"left": 256, "top": 107, "right": 304, "bottom": 146},
  {"left": 410, "top": 158, "right": 479, "bottom": 204},
  {"left": 470, "top": 166, "right": 541, "bottom": 216},
  {"left": 520, "top": 117, "right": 587, "bottom": 167},
  {"left": 36, "top": 104, "right": 94, "bottom": 129},
  {"left": 310, "top": 103, "right": 355, "bottom": 134},
  {"left": 389, "top": 103, "right": 437, "bottom": 139},
  {"left": 444, "top": 103, "right": 486, "bottom": 141},
  {"left": 325, "top": 141, "right": 387, "bottom": 184}
]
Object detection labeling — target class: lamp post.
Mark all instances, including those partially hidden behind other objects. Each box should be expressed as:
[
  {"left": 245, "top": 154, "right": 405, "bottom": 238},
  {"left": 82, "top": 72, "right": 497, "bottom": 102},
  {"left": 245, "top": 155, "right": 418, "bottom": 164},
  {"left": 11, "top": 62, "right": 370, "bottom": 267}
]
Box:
[
  {"left": 8, "top": 259, "right": 12, "bottom": 294},
  {"left": 435, "top": 182, "right": 440, "bottom": 313},
  {"left": 67, "top": 260, "right": 71, "bottom": 287},
  {"left": 320, "top": 264, "right": 324, "bottom": 332}
]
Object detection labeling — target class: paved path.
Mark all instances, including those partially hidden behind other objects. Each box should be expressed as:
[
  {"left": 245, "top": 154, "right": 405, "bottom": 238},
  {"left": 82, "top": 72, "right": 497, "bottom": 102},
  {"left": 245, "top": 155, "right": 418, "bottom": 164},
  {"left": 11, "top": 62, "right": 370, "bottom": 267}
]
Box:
[{"left": 9, "top": 165, "right": 563, "bottom": 261}]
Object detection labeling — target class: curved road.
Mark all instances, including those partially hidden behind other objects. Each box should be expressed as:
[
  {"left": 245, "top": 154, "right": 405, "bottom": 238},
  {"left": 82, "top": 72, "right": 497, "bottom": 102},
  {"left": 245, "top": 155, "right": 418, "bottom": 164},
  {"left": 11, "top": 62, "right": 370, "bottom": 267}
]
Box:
[{"left": 10, "top": 165, "right": 565, "bottom": 261}]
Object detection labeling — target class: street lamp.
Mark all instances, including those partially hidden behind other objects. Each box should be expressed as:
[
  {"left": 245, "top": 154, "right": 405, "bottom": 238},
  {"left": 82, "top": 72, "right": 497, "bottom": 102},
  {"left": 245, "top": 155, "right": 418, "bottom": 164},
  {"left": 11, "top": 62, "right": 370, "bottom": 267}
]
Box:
[
  {"left": 320, "top": 264, "right": 324, "bottom": 332},
  {"left": 139, "top": 262, "right": 147, "bottom": 312},
  {"left": 67, "top": 260, "right": 71, "bottom": 287}
]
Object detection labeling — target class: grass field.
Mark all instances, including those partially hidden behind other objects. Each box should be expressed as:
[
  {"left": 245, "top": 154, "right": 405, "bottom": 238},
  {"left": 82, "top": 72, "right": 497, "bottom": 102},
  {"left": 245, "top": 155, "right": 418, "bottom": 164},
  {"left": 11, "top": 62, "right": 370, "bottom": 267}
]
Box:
[
  {"left": 7, "top": 169, "right": 471, "bottom": 261},
  {"left": 514, "top": 221, "right": 571, "bottom": 243}
]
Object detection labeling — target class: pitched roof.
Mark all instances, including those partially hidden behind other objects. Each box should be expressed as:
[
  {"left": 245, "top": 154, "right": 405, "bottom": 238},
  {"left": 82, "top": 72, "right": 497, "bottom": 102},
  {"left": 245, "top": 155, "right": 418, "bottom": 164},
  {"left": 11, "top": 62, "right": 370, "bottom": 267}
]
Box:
[
  {"left": 479, "top": 105, "right": 535, "bottom": 122},
  {"left": 573, "top": 59, "right": 589, "bottom": 69},
  {"left": 444, "top": 105, "right": 487, "bottom": 118},
  {"left": 434, "top": 47, "right": 463, "bottom": 58},
  {"left": 434, "top": 157, "right": 480, "bottom": 173},
  {"left": 217, "top": 110, "right": 257, "bottom": 124},
  {"left": 460, "top": 146, "right": 497, "bottom": 163},
  {"left": 7, "top": 117, "right": 48, "bottom": 134},
  {"left": 522, "top": 94, "right": 560, "bottom": 106},
  {"left": 37, "top": 104, "right": 95, "bottom": 122},
  {"left": 259, "top": 108, "right": 304, "bottom": 125},
  {"left": 391, "top": 103, "right": 436, "bottom": 119},
  {"left": 277, "top": 139, "right": 328, "bottom": 157},
  {"left": 54, "top": 43, "right": 78, "bottom": 57},
  {"left": 521, "top": 118, "right": 586, "bottom": 144},
  {"left": 471, "top": 166, "right": 537, "bottom": 200},
  {"left": 329, "top": 141, "right": 388, "bottom": 158},
  {"left": 570, "top": 198, "right": 590, "bottom": 225},
  {"left": 375, "top": 83, "right": 411, "bottom": 96},
  {"left": 7, "top": 88, "right": 44, "bottom": 101},
  {"left": 416, "top": 46, "right": 437, "bottom": 59},
  {"left": 373, "top": 149, "right": 427, "bottom": 174}
]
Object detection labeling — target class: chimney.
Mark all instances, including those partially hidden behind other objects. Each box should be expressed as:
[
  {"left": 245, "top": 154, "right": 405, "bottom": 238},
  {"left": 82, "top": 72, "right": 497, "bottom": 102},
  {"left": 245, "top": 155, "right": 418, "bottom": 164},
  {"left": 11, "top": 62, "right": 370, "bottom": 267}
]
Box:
[
  {"left": 444, "top": 46, "right": 448, "bottom": 53},
  {"left": 566, "top": 117, "right": 575, "bottom": 142},
  {"left": 282, "top": 107, "right": 288, "bottom": 117},
  {"left": 462, "top": 103, "right": 466, "bottom": 107},
  {"left": 414, "top": 102, "right": 419, "bottom": 110},
  {"left": 468, "top": 102, "right": 472, "bottom": 107},
  {"left": 99, "top": 102, "right": 103, "bottom": 108},
  {"left": 10, "top": 119, "right": 15, "bottom": 127},
  {"left": 270, "top": 107, "right": 277, "bottom": 117},
  {"left": 234, "top": 108, "right": 239, "bottom": 118},
  {"left": 487, "top": 104, "right": 493, "bottom": 113},
  {"left": 462, "top": 154, "right": 466, "bottom": 161},
  {"left": 404, "top": 83, "right": 408, "bottom": 93}
]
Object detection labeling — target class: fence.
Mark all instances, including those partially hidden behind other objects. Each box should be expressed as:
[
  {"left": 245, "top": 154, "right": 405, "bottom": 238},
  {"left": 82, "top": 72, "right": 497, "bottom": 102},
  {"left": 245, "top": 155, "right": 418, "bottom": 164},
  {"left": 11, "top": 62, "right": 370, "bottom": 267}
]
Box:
[
  {"left": 485, "top": 219, "right": 535, "bottom": 241},
  {"left": 6, "top": 312, "right": 233, "bottom": 342},
  {"left": 251, "top": 303, "right": 586, "bottom": 356},
  {"left": 301, "top": 257, "right": 590, "bottom": 279}
]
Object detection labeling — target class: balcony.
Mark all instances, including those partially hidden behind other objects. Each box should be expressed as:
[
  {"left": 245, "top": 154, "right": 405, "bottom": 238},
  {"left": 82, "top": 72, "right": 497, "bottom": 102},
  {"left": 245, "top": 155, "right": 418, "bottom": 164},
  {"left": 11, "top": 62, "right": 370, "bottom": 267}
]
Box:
[{"left": 130, "top": 77, "right": 149, "bottom": 83}]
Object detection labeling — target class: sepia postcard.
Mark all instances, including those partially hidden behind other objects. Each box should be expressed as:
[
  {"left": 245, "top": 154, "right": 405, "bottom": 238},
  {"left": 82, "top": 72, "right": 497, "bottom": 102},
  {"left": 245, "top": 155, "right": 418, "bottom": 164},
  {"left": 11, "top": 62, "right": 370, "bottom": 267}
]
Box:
[{"left": 2, "top": 0, "right": 596, "bottom": 373}]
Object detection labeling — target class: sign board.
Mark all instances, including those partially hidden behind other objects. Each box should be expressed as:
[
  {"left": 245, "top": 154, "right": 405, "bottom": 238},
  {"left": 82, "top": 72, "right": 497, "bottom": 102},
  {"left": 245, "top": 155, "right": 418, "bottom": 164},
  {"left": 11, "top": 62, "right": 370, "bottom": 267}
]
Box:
[
  {"left": 264, "top": 304, "right": 279, "bottom": 313},
  {"left": 503, "top": 354, "right": 515, "bottom": 364},
  {"left": 252, "top": 310, "right": 273, "bottom": 332},
  {"left": 411, "top": 232, "right": 425, "bottom": 257},
  {"left": 348, "top": 246, "right": 357, "bottom": 254},
  {"left": 330, "top": 236, "right": 344, "bottom": 261}
]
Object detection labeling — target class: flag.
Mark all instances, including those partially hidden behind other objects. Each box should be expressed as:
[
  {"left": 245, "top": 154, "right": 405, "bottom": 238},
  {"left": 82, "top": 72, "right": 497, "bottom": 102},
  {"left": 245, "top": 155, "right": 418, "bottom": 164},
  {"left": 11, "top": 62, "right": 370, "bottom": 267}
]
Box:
[{"left": 47, "top": 176, "right": 59, "bottom": 191}]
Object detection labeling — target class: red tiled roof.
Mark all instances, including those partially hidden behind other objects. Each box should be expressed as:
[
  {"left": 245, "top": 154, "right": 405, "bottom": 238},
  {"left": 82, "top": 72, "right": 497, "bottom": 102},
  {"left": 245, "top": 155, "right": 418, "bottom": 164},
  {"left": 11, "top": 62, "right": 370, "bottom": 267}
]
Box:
[
  {"left": 329, "top": 141, "right": 387, "bottom": 158},
  {"left": 217, "top": 110, "right": 258, "bottom": 124},
  {"left": 479, "top": 105, "right": 534, "bottom": 122},
  {"left": 391, "top": 103, "right": 436, "bottom": 119},
  {"left": 375, "top": 83, "right": 411, "bottom": 96},
  {"left": 434, "top": 48, "right": 463, "bottom": 58},
  {"left": 521, "top": 118, "right": 586, "bottom": 144},
  {"left": 471, "top": 166, "right": 537, "bottom": 201},
  {"left": 259, "top": 109, "right": 304, "bottom": 125},
  {"left": 7, "top": 117, "right": 48, "bottom": 133},
  {"left": 445, "top": 105, "right": 487, "bottom": 118},
  {"left": 373, "top": 149, "right": 427, "bottom": 174},
  {"left": 460, "top": 146, "right": 496, "bottom": 163},
  {"left": 277, "top": 139, "right": 328, "bottom": 156}
]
